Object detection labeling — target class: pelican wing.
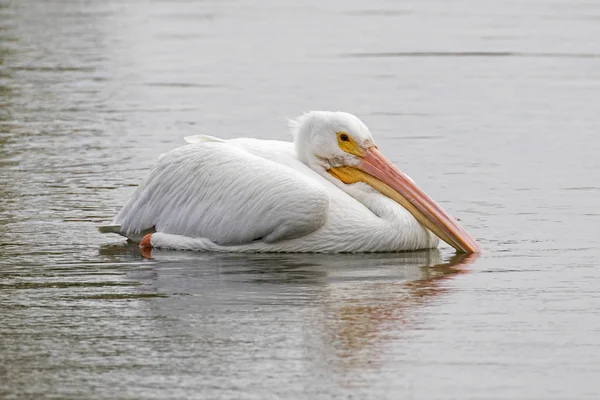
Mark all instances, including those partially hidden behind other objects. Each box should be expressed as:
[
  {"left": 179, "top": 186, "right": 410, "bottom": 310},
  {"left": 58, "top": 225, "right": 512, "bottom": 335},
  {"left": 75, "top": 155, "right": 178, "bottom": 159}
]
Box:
[{"left": 114, "top": 140, "right": 330, "bottom": 245}]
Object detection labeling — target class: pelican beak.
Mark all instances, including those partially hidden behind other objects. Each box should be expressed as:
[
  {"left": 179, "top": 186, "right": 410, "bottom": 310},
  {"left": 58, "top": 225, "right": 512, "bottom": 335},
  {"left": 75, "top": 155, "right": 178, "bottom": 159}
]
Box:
[{"left": 328, "top": 147, "right": 481, "bottom": 253}]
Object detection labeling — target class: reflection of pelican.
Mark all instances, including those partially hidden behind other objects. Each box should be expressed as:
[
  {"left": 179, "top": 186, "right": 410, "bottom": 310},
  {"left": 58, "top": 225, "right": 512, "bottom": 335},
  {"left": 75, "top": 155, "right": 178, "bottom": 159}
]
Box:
[
  {"left": 97, "top": 244, "right": 478, "bottom": 374},
  {"left": 321, "top": 252, "right": 478, "bottom": 370},
  {"left": 100, "top": 112, "right": 480, "bottom": 253}
]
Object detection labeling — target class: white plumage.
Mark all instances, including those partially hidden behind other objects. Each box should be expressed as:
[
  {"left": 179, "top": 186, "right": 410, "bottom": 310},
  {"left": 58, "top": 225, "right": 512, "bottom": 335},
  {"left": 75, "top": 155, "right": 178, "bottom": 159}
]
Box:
[{"left": 102, "top": 111, "right": 481, "bottom": 254}]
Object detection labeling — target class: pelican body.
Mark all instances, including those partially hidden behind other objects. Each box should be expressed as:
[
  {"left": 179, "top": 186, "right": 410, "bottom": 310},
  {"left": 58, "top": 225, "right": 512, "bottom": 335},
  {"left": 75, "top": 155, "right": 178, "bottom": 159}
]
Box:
[{"left": 100, "top": 112, "right": 480, "bottom": 253}]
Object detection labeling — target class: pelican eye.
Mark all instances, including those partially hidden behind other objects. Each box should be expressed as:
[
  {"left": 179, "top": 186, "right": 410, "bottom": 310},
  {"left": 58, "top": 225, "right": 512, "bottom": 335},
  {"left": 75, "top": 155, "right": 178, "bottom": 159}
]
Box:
[{"left": 336, "top": 131, "right": 364, "bottom": 157}]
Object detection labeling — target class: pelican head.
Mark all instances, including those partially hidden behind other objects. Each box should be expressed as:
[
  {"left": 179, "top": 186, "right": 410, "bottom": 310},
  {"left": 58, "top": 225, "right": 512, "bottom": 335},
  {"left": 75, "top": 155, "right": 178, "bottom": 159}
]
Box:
[{"left": 291, "top": 111, "right": 481, "bottom": 253}]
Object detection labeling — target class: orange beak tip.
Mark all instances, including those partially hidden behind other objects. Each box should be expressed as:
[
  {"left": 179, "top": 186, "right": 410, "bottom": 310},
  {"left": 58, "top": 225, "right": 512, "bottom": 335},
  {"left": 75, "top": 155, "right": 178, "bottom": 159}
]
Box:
[{"left": 360, "top": 147, "right": 482, "bottom": 254}]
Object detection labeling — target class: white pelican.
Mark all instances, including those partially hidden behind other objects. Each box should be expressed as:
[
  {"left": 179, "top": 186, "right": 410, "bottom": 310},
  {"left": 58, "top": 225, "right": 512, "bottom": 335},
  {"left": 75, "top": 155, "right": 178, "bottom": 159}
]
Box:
[{"left": 99, "top": 111, "right": 480, "bottom": 253}]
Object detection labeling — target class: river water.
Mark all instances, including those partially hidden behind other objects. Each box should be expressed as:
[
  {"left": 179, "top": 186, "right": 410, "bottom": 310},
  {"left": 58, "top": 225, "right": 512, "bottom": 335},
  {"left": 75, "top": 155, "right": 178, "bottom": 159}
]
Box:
[{"left": 1, "top": 0, "right": 599, "bottom": 398}]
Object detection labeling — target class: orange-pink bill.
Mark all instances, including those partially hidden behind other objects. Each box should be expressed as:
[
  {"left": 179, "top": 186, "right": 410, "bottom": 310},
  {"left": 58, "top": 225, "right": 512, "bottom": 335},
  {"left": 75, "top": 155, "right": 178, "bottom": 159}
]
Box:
[{"left": 359, "top": 147, "right": 481, "bottom": 254}]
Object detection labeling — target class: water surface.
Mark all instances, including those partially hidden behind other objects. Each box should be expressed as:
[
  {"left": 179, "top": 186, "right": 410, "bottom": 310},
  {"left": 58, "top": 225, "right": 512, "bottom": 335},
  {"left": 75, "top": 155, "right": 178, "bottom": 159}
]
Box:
[{"left": 1, "top": 0, "right": 600, "bottom": 398}]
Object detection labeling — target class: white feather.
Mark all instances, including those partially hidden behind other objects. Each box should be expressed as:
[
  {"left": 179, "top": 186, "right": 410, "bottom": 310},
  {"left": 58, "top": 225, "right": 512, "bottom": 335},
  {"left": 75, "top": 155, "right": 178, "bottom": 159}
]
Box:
[
  {"left": 114, "top": 140, "right": 329, "bottom": 245},
  {"left": 184, "top": 134, "right": 225, "bottom": 144},
  {"left": 106, "top": 111, "right": 440, "bottom": 253}
]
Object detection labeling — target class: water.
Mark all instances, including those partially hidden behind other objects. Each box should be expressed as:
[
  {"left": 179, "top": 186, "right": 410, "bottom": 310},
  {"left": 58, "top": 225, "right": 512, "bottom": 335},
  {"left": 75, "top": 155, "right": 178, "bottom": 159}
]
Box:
[{"left": 1, "top": 0, "right": 599, "bottom": 398}]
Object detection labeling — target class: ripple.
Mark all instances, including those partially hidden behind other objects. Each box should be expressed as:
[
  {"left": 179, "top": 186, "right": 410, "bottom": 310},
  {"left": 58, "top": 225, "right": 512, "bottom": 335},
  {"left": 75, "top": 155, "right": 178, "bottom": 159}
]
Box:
[{"left": 340, "top": 51, "right": 600, "bottom": 59}]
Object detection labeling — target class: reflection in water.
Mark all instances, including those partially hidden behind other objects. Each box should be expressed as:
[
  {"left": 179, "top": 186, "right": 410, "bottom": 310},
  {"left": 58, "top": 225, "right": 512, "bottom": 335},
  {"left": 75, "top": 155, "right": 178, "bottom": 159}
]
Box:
[
  {"left": 99, "top": 245, "right": 476, "bottom": 377},
  {"left": 320, "top": 253, "right": 476, "bottom": 374}
]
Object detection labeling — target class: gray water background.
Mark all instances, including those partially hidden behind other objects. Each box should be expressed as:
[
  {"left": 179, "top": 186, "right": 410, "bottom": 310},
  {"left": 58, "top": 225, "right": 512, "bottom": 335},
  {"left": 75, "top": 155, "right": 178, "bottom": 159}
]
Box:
[{"left": 1, "top": 0, "right": 600, "bottom": 398}]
